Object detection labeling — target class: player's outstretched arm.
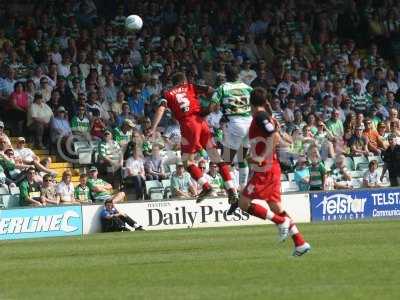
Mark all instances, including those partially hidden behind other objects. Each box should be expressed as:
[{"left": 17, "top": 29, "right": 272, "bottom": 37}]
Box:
[{"left": 150, "top": 104, "right": 166, "bottom": 135}]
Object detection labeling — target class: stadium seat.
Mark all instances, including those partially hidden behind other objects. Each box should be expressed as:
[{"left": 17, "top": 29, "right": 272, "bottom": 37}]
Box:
[
  {"left": 168, "top": 164, "right": 177, "bottom": 174},
  {"left": 281, "top": 181, "right": 299, "bottom": 193},
  {"left": 9, "top": 186, "right": 20, "bottom": 195},
  {"left": 324, "top": 158, "right": 335, "bottom": 171},
  {"left": 281, "top": 173, "right": 288, "bottom": 181},
  {"left": 353, "top": 156, "right": 369, "bottom": 171},
  {"left": 74, "top": 141, "right": 91, "bottom": 151},
  {"left": 145, "top": 180, "right": 164, "bottom": 200},
  {"left": 0, "top": 186, "right": 9, "bottom": 195},
  {"left": 343, "top": 157, "right": 355, "bottom": 171},
  {"left": 350, "top": 170, "right": 365, "bottom": 178},
  {"left": 0, "top": 187, "right": 9, "bottom": 208},
  {"left": 287, "top": 172, "right": 295, "bottom": 182},
  {"left": 161, "top": 179, "right": 172, "bottom": 199}
]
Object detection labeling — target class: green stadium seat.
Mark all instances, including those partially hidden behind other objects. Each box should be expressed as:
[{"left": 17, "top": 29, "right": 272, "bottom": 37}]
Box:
[
  {"left": 353, "top": 156, "right": 369, "bottom": 171},
  {"left": 281, "top": 173, "right": 288, "bottom": 181},
  {"left": 287, "top": 172, "right": 295, "bottom": 182},
  {"left": 344, "top": 157, "right": 355, "bottom": 171},
  {"left": 281, "top": 181, "right": 299, "bottom": 193},
  {"left": 145, "top": 180, "right": 164, "bottom": 200},
  {"left": 324, "top": 158, "right": 335, "bottom": 171},
  {"left": 161, "top": 179, "right": 172, "bottom": 199},
  {"left": 168, "top": 164, "right": 177, "bottom": 174},
  {"left": 350, "top": 170, "right": 365, "bottom": 178},
  {"left": 0, "top": 186, "right": 9, "bottom": 195}
]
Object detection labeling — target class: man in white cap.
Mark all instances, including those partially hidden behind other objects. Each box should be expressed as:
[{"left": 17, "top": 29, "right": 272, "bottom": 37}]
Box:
[
  {"left": 50, "top": 106, "right": 72, "bottom": 147},
  {"left": 14, "top": 137, "right": 56, "bottom": 176}
]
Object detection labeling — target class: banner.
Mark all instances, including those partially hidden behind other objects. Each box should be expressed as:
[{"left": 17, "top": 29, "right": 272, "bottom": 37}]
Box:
[
  {"left": 82, "top": 194, "right": 310, "bottom": 233},
  {"left": 310, "top": 188, "right": 400, "bottom": 222},
  {"left": 0, "top": 206, "right": 83, "bottom": 240}
]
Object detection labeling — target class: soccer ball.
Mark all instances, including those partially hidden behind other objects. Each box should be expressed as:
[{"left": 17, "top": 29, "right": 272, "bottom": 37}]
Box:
[{"left": 125, "top": 15, "right": 143, "bottom": 31}]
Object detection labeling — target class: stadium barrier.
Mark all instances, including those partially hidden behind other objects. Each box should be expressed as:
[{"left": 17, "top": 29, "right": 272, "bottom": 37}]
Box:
[
  {"left": 0, "top": 205, "right": 83, "bottom": 240},
  {"left": 82, "top": 193, "right": 310, "bottom": 233},
  {"left": 309, "top": 187, "right": 400, "bottom": 222},
  {"left": 0, "top": 193, "right": 310, "bottom": 240}
]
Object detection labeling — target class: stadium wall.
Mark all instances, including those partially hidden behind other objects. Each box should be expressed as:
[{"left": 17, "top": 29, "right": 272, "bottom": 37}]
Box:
[
  {"left": 82, "top": 193, "right": 311, "bottom": 233},
  {"left": 6, "top": 186, "right": 400, "bottom": 240},
  {"left": 310, "top": 187, "right": 400, "bottom": 222}
]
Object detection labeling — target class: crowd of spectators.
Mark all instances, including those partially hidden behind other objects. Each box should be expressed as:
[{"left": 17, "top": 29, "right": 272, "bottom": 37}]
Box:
[{"left": 2, "top": 0, "right": 400, "bottom": 205}]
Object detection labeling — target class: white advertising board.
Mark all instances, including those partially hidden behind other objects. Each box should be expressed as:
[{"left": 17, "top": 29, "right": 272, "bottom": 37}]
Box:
[{"left": 82, "top": 193, "right": 310, "bottom": 234}]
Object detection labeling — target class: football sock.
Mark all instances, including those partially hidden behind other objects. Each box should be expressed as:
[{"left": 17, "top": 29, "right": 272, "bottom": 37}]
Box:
[
  {"left": 248, "top": 202, "right": 285, "bottom": 224},
  {"left": 217, "top": 162, "right": 235, "bottom": 189},
  {"left": 289, "top": 223, "right": 306, "bottom": 247},
  {"left": 187, "top": 164, "right": 211, "bottom": 190},
  {"left": 238, "top": 162, "right": 249, "bottom": 187}
]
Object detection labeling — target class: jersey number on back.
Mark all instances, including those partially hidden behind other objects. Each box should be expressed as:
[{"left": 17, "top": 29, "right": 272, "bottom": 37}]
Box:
[{"left": 176, "top": 93, "right": 190, "bottom": 113}]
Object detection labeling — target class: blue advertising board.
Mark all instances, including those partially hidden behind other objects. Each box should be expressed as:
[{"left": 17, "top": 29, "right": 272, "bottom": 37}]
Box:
[
  {"left": 310, "top": 188, "right": 400, "bottom": 221},
  {"left": 0, "top": 205, "right": 83, "bottom": 240}
]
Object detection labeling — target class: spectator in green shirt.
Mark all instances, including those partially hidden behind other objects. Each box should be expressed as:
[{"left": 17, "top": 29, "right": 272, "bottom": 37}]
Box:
[
  {"left": 71, "top": 105, "right": 90, "bottom": 135},
  {"left": 308, "top": 147, "right": 326, "bottom": 191},
  {"left": 87, "top": 166, "right": 125, "bottom": 203},
  {"left": 113, "top": 118, "right": 135, "bottom": 153},
  {"left": 326, "top": 110, "right": 344, "bottom": 138},
  {"left": 74, "top": 173, "right": 92, "bottom": 203},
  {"left": 19, "top": 167, "right": 43, "bottom": 206}
]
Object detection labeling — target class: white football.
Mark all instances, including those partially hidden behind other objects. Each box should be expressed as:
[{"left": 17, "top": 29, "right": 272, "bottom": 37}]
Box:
[{"left": 125, "top": 15, "right": 143, "bottom": 31}]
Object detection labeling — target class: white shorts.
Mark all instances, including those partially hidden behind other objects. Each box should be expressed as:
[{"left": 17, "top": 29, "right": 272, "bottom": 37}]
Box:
[{"left": 222, "top": 116, "right": 252, "bottom": 150}]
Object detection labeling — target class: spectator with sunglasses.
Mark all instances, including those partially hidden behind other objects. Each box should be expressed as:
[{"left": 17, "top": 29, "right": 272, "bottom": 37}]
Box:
[{"left": 40, "top": 174, "right": 60, "bottom": 205}]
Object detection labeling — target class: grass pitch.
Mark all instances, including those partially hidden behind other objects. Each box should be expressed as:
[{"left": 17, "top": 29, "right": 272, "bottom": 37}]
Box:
[{"left": 1, "top": 220, "right": 399, "bottom": 300}]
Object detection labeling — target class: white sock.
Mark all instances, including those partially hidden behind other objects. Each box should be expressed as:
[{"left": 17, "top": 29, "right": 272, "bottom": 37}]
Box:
[
  {"left": 289, "top": 223, "right": 299, "bottom": 236},
  {"left": 239, "top": 166, "right": 249, "bottom": 187}
]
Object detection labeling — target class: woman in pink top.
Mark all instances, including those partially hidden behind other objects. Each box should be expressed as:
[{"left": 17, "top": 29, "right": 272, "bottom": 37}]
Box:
[{"left": 8, "top": 81, "right": 29, "bottom": 135}]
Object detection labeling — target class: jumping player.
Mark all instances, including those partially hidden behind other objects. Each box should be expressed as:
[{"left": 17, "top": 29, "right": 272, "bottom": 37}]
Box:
[
  {"left": 209, "top": 65, "right": 253, "bottom": 214},
  {"left": 150, "top": 72, "right": 238, "bottom": 203},
  {"left": 239, "top": 87, "right": 311, "bottom": 256}
]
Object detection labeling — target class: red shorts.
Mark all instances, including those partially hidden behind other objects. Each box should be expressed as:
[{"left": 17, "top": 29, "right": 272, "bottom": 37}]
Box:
[
  {"left": 242, "top": 161, "right": 281, "bottom": 203},
  {"left": 180, "top": 115, "right": 214, "bottom": 154}
]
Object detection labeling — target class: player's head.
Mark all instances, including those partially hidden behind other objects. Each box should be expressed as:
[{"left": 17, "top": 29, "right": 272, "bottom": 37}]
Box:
[
  {"left": 250, "top": 87, "right": 267, "bottom": 107},
  {"left": 171, "top": 72, "right": 187, "bottom": 85},
  {"left": 225, "top": 65, "right": 240, "bottom": 82},
  {"left": 79, "top": 173, "right": 88, "bottom": 185}
]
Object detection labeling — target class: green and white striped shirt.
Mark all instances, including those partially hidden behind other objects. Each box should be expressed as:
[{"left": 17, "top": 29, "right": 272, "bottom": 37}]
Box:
[
  {"left": 309, "top": 162, "right": 326, "bottom": 190},
  {"left": 211, "top": 81, "right": 253, "bottom": 117}
]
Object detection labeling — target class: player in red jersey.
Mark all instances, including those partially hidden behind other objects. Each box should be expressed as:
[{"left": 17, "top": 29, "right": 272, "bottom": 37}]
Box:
[
  {"left": 150, "top": 72, "right": 238, "bottom": 203},
  {"left": 239, "top": 87, "right": 311, "bottom": 256}
]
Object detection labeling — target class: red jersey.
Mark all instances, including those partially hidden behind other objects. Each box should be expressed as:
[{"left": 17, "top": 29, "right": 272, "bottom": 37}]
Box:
[
  {"left": 163, "top": 83, "right": 201, "bottom": 121},
  {"left": 248, "top": 116, "right": 279, "bottom": 167},
  {"left": 244, "top": 115, "right": 281, "bottom": 203}
]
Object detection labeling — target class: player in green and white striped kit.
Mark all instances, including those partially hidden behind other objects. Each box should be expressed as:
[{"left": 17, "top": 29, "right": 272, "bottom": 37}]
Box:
[{"left": 210, "top": 66, "right": 253, "bottom": 213}]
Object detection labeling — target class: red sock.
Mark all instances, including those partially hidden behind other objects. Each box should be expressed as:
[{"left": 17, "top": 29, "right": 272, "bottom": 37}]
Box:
[
  {"left": 289, "top": 223, "right": 305, "bottom": 246},
  {"left": 187, "top": 164, "right": 211, "bottom": 190},
  {"left": 217, "top": 162, "right": 232, "bottom": 182},
  {"left": 187, "top": 164, "right": 203, "bottom": 181},
  {"left": 249, "top": 203, "right": 285, "bottom": 224}
]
